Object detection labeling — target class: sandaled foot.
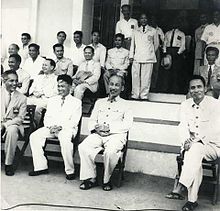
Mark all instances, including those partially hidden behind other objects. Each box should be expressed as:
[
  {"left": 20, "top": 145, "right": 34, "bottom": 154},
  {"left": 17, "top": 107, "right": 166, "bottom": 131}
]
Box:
[
  {"left": 102, "top": 182, "right": 113, "bottom": 191},
  {"left": 165, "top": 192, "right": 185, "bottom": 200},
  {"left": 182, "top": 201, "right": 198, "bottom": 211},
  {"left": 79, "top": 179, "right": 97, "bottom": 190}
]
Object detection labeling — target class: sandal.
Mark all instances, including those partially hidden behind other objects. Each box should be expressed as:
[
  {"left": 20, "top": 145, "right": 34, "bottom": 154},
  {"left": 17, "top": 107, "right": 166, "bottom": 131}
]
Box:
[
  {"left": 102, "top": 182, "right": 113, "bottom": 191},
  {"left": 165, "top": 192, "right": 185, "bottom": 200},
  {"left": 182, "top": 201, "right": 198, "bottom": 211},
  {"left": 79, "top": 179, "right": 97, "bottom": 190}
]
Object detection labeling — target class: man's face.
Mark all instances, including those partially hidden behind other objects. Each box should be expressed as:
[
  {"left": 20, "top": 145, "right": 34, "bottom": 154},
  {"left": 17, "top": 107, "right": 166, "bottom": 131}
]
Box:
[
  {"left": 21, "top": 35, "right": 30, "bottom": 45},
  {"left": 4, "top": 73, "right": 18, "bottom": 93},
  {"left": 139, "top": 14, "right": 148, "bottom": 26},
  {"left": 200, "top": 14, "right": 207, "bottom": 25},
  {"left": 189, "top": 79, "right": 205, "bottom": 103},
  {"left": 73, "top": 34, "right": 82, "bottom": 45},
  {"left": 84, "top": 48, "right": 94, "bottom": 61},
  {"left": 57, "top": 33, "right": 66, "bottom": 44},
  {"left": 114, "top": 37, "right": 123, "bottom": 48},
  {"left": 121, "top": 6, "right": 130, "bottom": 19},
  {"left": 57, "top": 80, "right": 70, "bottom": 97},
  {"left": 29, "top": 47, "right": 39, "bottom": 59},
  {"left": 54, "top": 46, "right": 64, "bottom": 59},
  {"left": 206, "top": 50, "right": 218, "bottom": 64},
  {"left": 42, "top": 60, "right": 53, "bottom": 74},
  {"left": 213, "top": 11, "right": 220, "bottom": 24},
  {"left": 8, "top": 45, "right": 18, "bottom": 55},
  {"left": 8, "top": 57, "right": 20, "bottom": 70},
  {"left": 109, "top": 75, "right": 124, "bottom": 99},
  {"left": 92, "top": 32, "right": 100, "bottom": 43}
]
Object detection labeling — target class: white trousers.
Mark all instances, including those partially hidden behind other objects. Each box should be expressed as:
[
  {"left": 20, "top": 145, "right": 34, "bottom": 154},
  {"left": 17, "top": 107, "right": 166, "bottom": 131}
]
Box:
[
  {"left": 29, "top": 127, "right": 75, "bottom": 174},
  {"left": 79, "top": 133, "right": 126, "bottom": 183},
  {"left": 179, "top": 142, "right": 220, "bottom": 202},
  {"left": 131, "top": 62, "right": 153, "bottom": 99},
  {"left": 72, "top": 83, "right": 96, "bottom": 100}
]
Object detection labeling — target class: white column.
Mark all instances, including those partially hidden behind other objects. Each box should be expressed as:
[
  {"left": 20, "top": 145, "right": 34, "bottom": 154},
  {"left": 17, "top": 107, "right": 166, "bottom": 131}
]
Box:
[{"left": 30, "top": 0, "right": 39, "bottom": 42}]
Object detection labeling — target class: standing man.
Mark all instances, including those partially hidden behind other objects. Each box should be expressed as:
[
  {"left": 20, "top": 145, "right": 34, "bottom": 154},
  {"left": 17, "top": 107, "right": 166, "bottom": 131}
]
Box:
[
  {"left": 79, "top": 74, "right": 133, "bottom": 191},
  {"left": 53, "top": 43, "right": 74, "bottom": 77},
  {"left": 20, "top": 33, "right": 31, "bottom": 64},
  {"left": 1, "top": 70, "right": 27, "bottom": 176},
  {"left": 72, "top": 31, "right": 86, "bottom": 74},
  {"left": 29, "top": 74, "right": 82, "bottom": 179},
  {"left": 115, "top": 4, "right": 138, "bottom": 50},
  {"left": 23, "top": 43, "right": 45, "bottom": 81},
  {"left": 8, "top": 54, "right": 30, "bottom": 95},
  {"left": 163, "top": 19, "right": 186, "bottom": 94},
  {"left": 72, "top": 46, "right": 101, "bottom": 100},
  {"left": 193, "top": 13, "right": 208, "bottom": 74},
  {"left": 129, "top": 13, "right": 159, "bottom": 100},
  {"left": 166, "top": 75, "right": 220, "bottom": 211}
]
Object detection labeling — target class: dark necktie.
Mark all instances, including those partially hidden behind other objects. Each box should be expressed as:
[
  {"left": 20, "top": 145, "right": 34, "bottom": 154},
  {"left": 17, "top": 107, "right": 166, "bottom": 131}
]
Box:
[
  {"left": 207, "top": 65, "right": 212, "bottom": 87},
  {"left": 170, "top": 29, "right": 175, "bottom": 47},
  {"left": 143, "top": 26, "right": 145, "bottom": 32},
  {"left": 61, "top": 97, "right": 65, "bottom": 106}
]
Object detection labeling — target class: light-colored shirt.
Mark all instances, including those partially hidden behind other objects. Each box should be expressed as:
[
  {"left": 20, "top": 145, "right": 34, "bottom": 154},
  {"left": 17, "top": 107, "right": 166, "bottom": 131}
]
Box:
[
  {"left": 130, "top": 25, "right": 158, "bottom": 63},
  {"left": 115, "top": 18, "right": 138, "bottom": 39},
  {"left": 23, "top": 56, "right": 45, "bottom": 80},
  {"left": 16, "top": 68, "right": 31, "bottom": 94},
  {"left": 156, "top": 26, "right": 165, "bottom": 47},
  {"left": 88, "top": 96, "right": 133, "bottom": 137},
  {"left": 179, "top": 96, "right": 220, "bottom": 150},
  {"left": 71, "top": 43, "right": 86, "bottom": 66},
  {"left": 88, "top": 43, "right": 106, "bottom": 67},
  {"left": 105, "top": 47, "right": 129, "bottom": 71},
  {"left": 19, "top": 45, "right": 29, "bottom": 66},
  {"left": 54, "top": 57, "right": 73, "bottom": 76},
  {"left": 201, "top": 23, "right": 220, "bottom": 44},
  {"left": 29, "top": 73, "right": 58, "bottom": 98},
  {"left": 163, "top": 29, "right": 186, "bottom": 54},
  {"left": 44, "top": 94, "right": 82, "bottom": 135}
]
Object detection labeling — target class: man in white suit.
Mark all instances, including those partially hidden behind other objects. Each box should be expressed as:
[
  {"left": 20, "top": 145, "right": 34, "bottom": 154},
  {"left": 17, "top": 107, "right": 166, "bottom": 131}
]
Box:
[
  {"left": 29, "top": 74, "right": 82, "bottom": 180},
  {"left": 79, "top": 74, "right": 133, "bottom": 191},
  {"left": 166, "top": 75, "right": 220, "bottom": 211},
  {"left": 1, "top": 70, "right": 27, "bottom": 176}
]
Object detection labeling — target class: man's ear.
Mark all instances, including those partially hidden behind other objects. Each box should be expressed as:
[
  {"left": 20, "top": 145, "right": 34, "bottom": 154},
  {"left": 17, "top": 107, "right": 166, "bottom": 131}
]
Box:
[
  {"left": 121, "top": 85, "right": 125, "bottom": 92},
  {"left": 204, "top": 86, "right": 207, "bottom": 93}
]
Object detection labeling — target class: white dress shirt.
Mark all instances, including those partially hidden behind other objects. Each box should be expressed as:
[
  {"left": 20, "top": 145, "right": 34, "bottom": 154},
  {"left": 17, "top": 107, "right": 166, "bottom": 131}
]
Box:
[
  {"left": 54, "top": 57, "right": 73, "bottom": 76},
  {"left": 88, "top": 43, "right": 106, "bottom": 67},
  {"left": 23, "top": 56, "right": 45, "bottom": 80},
  {"left": 16, "top": 68, "right": 31, "bottom": 94},
  {"left": 115, "top": 18, "right": 138, "bottom": 39},
  {"left": 105, "top": 47, "right": 129, "bottom": 70},
  {"left": 201, "top": 23, "right": 220, "bottom": 44},
  {"left": 179, "top": 96, "right": 220, "bottom": 149},
  {"left": 71, "top": 43, "right": 86, "bottom": 66}
]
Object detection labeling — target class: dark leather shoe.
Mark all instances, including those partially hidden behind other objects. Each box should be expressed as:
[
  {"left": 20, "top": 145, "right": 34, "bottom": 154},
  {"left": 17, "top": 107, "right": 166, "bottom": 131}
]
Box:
[
  {"left": 29, "top": 169, "right": 49, "bottom": 176},
  {"left": 5, "top": 165, "right": 14, "bottom": 176},
  {"left": 66, "top": 173, "right": 76, "bottom": 180}
]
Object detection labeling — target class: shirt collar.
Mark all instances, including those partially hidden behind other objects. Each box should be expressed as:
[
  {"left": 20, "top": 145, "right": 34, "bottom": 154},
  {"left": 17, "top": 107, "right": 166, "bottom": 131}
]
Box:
[
  {"left": 191, "top": 96, "right": 208, "bottom": 108},
  {"left": 107, "top": 95, "right": 120, "bottom": 103}
]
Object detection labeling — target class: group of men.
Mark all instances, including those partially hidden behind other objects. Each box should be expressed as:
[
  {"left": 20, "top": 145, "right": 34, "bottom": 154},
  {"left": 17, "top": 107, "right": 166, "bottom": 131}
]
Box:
[{"left": 1, "top": 3, "right": 220, "bottom": 211}]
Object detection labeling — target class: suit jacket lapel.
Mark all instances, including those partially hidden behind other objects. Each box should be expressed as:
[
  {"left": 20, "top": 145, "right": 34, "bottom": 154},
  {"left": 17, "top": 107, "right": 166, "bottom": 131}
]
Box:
[{"left": 5, "top": 91, "right": 19, "bottom": 116}]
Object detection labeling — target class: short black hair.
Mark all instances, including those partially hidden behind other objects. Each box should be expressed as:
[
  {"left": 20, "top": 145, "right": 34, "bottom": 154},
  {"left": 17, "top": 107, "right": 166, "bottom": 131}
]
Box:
[
  {"left": 121, "top": 4, "right": 131, "bottom": 10},
  {"left": 46, "top": 58, "right": 56, "bottom": 69},
  {"left": 114, "top": 33, "right": 125, "bottom": 41},
  {"left": 205, "top": 46, "right": 219, "bottom": 56},
  {"left": 84, "top": 46, "right": 94, "bottom": 54},
  {"left": 57, "top": 74, "right": 72, "bottom": 85},
  {"left": 188, "top": 75, "right": 206, "bottom": 88},
  {"left": 9, "top": 54, "right": 22, "bottom": 63},
  {"left": 10, "top": 43, "right": 20, "bottom": 51},
  {"left": 21, "top": 33, "right": 31, "bottom": 40},
  {"left": 2, "top": 70, "right": 18, "bottom": 80},
  {"left": 74, "top": 31, "right": 83, "bottom": 37},
  {"left": 91, "top": 30, "right": 100, "bottom": 35},
  {"left": 28, "top": 43, "right": 40, "bottom": 51},
  {"left": 57, "top": 31, "right": 67, "bottom": 38},
  {"left": 53, "top": 43, "right": 64, "bottom": 51}
]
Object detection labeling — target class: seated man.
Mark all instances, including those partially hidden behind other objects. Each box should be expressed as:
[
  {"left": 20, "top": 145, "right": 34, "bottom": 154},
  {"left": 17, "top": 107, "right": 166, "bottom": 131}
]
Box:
[
  {"left": 79, "top": 74, "right": 133, "bottom": 191},
  {"left": 53, "top": 43, "right": 74, "bottom": 77},
  {"left": 8, "top": 54, "right": 30, "bottom": 95},
  {"left": 1, "top": 70, "right": 27, "bottom": 176},
  {"left": 29, "top": 74, "right": 82, "bottom": 179},
  {"left": 166, "top": 75, "right": 220, "bottom": 211},
  {"left": 28, "top": 58, "right": 58, "bottom": 126},
  {"left": 104, "top": 33, "right": 129, "bottom": 94},
  {"left": 72, "top": 46, "right": 101, "bottom": 100},
  {"left": 199, "top": 46, "right": 220, "bottom": 99}
]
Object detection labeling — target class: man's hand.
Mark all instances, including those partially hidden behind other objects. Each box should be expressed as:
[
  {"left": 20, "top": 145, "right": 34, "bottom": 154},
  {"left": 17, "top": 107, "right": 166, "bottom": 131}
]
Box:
[
  {"left": 49, "top": 125, "right": 62, "bottom": 137},
  {"left": 33, "top": 91, "right": 43, "bottom": 98},
  {"left": 129, "top": 58, "right": 134, "bottom": 64},
  {"left": 184, "top": 138, "right": 193, "bottom": 151},
  {"left": 95, "top": 124, "right": 110, "bottom": 137}
]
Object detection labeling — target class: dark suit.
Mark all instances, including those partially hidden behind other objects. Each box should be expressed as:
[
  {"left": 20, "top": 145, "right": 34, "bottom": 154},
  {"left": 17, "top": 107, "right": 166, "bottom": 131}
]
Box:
[{"left": 1, "top": 88, "right": 27, "bottom": 165}]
